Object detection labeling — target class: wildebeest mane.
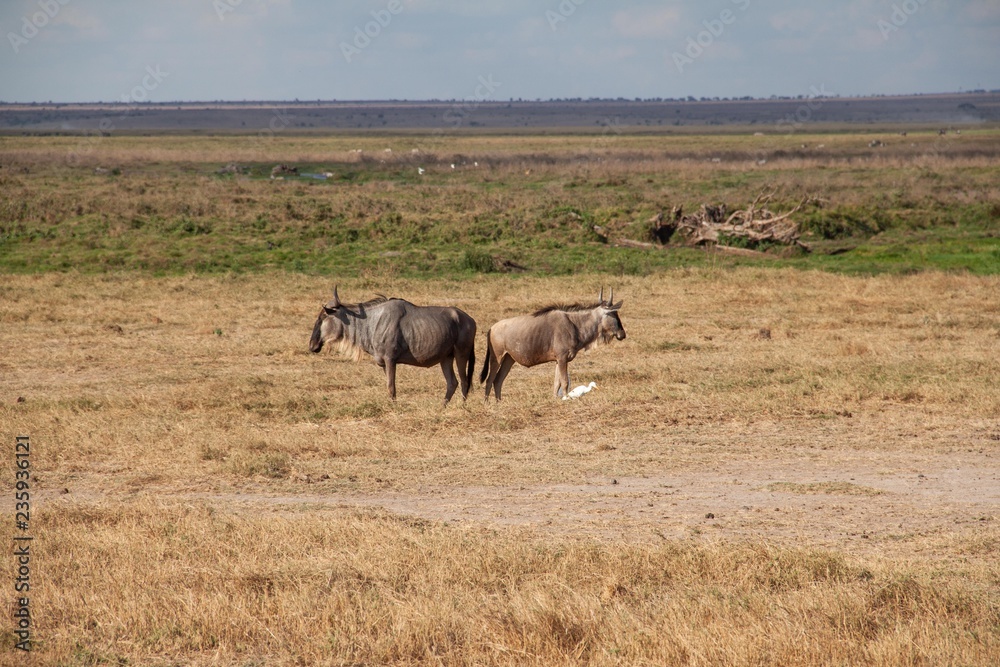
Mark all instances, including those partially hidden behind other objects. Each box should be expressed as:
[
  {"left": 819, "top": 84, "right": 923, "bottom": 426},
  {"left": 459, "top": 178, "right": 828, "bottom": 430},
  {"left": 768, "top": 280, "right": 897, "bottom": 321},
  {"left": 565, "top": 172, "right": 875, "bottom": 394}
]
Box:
[
  {"left": 336, "top": 294, "right": 395, "bottom": 310},
  {"left": 532, "top": 302, "right": 602, "bottom": 317},
  {"left": 330, "top": 295, "right": 394, "bottom": 362},
  {"left": 358, "top": 294, "right": 392, "bottom": 308}
]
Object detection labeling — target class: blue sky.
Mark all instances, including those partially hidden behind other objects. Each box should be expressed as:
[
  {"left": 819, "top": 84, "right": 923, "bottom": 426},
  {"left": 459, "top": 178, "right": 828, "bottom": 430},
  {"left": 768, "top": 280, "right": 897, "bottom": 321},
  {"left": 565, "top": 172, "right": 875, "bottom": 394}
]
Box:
[{"left": 1, "top": 0, "right": 998, "bottom": 102}]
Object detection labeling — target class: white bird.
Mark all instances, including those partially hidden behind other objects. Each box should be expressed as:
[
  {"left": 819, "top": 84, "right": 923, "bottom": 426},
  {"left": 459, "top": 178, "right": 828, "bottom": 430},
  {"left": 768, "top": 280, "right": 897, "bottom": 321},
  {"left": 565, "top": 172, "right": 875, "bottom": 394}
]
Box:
[
  {"left": 450, "top": 163, "right": 455, "bottom": 169},
  {"left": 417, "top": 167, "right": 425, "bottom": 175},
  {"left": 562, "top": 382, "right": 597, "bottom": 400}
]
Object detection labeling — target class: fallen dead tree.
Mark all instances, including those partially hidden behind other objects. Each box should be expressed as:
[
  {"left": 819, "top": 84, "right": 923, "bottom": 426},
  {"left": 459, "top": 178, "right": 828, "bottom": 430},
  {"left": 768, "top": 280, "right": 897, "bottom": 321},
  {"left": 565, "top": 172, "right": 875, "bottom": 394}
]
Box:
[
  {"left": 270, "top": 164, "right": 299, "bottom": 178},
  {"left": 647, "top": 191, "right": 812, "bottom": 253}
]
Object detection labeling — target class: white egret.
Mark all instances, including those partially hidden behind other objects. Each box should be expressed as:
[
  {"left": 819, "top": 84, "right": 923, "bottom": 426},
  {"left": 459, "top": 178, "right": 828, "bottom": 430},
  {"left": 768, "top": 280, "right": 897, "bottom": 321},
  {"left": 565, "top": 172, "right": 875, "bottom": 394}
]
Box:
[{"left": 562, "top": 382, "right": 597, "bottom": 400}]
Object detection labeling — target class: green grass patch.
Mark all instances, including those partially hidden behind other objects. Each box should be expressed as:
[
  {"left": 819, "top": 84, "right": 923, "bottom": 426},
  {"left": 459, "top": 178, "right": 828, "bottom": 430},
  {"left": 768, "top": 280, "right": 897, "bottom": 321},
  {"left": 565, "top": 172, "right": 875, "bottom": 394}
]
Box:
[{"left": 2, "top": 132, "right": 999, "bottom": 277}]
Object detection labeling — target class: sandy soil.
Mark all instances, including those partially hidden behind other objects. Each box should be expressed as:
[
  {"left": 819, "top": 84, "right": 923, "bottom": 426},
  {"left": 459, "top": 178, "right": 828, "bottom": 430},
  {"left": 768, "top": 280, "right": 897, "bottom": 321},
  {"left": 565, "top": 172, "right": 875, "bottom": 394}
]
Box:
[{"left": 40, "top": 443, "right": 998, "bottom": 558}]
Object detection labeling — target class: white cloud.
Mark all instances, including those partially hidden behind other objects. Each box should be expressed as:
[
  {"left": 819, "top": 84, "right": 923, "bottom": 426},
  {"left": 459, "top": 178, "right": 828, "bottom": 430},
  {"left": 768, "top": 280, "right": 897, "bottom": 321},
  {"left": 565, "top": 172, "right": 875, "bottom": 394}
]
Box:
[
  {"left": 769, "top": 36, "right": 814, "bottom": 55},
  {"left": 848, "top": 26, "right": 888, "bottom": 51},
  {"left": 139, "top": 25, "right": 172, "bottom": 42},
  {"left": 462, "top": 47, "right": 499, "bottom": 62},
  {"left": 769, "top": 9, "right": 814, "bottom": 32},
  {"left": 591, "top": 45, "right": 639, "bottom": 64},
  {"left": 612, "top": 7, "right": 682, "bottom": 39},
  {"left": 390, "top": 31, "right": 431, "bottom": 50},
  {"left": 962, "top": 0, "right": 1000, "bottom": 22},
  {"left": 52, "top": 6, "right": 108, "bottom": 40},
  {"left": 515, "top": 17, "right": 547, "bottom": 41},
  {"left": 402, "top": 0, "right": 530, "bottom": 17},
  {"left": 560, "top": 43, "right": 640, "bottom": 70}
]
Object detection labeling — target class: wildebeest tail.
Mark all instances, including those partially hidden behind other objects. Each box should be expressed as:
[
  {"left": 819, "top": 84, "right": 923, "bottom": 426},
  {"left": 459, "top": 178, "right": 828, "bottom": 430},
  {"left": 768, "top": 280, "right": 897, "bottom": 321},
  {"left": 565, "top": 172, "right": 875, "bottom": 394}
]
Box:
[
  {"left": 479, "top": 329, "right": 492, "bottom": 384},
  {"left": 467, "top": 344, "right": 476, "bottom": 390}
]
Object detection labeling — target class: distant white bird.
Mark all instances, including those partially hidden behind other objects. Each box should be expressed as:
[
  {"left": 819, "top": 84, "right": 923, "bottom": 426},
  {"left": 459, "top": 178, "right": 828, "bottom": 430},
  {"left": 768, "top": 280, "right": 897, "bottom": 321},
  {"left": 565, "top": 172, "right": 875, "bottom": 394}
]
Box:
[
  {"left": 562, "top": 382, "right": 597, "bottom": 400},
  {"left": 417, "top": 167, "right": 425, "bottom": 175},
  {"left": 450, "top": 163, "right": 455, "bottom": 169},
  {"left": 474, "top": 161, "right": 479, "bottom": 167}
]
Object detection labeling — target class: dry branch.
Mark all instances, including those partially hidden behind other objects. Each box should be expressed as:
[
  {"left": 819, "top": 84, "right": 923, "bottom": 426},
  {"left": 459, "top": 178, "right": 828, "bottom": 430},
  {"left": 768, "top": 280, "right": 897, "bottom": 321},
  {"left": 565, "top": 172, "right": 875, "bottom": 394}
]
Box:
[{"left": 650, "top": 191, "right": 813, "bottom": 253}]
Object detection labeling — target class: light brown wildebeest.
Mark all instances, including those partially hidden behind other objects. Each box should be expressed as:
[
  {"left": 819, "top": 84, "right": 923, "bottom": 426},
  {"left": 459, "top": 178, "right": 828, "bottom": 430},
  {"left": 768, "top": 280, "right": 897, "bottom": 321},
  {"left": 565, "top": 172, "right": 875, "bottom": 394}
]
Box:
[
  {"left": 309, "top": 287, "right": 476, "bottom": 404},
  {"left": 480, "top": 288, "right": 626, "bottom": 400}
]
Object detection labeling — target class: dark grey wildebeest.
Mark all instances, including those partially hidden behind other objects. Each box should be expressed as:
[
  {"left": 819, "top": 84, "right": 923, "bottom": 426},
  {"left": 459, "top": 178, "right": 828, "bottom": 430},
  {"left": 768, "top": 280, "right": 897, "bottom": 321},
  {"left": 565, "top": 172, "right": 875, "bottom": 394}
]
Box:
[
  {"left": 480, "top": 288, "right": 626, "bottom": 400},
  {"left": 310, "top": 287, "right": 476, "bottom": 404}
]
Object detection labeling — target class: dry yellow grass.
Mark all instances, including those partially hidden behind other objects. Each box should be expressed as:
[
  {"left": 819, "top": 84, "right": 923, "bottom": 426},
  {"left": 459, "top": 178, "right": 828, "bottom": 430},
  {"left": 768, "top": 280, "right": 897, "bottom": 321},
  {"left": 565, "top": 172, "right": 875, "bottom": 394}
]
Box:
[
  {"left": 2, "top": 269, "right": 999, "bottom": 664},
  {"left": 7, "top": 501, "right": 996, "bottom": 666}
]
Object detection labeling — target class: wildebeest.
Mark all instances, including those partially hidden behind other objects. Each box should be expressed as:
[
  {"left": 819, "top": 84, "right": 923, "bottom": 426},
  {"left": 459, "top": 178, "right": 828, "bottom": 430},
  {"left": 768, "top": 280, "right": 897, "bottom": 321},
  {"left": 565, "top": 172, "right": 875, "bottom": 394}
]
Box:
[
  {"left": 309, "top": 287, "right": 476, "bottom": 404},
  {"left": 480, "top": 288, "right": 626, "bottom": 400}
]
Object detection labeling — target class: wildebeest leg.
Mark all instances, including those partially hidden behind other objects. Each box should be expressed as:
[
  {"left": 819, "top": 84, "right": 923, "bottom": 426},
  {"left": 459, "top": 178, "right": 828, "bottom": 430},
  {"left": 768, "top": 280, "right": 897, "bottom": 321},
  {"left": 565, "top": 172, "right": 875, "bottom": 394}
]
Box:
[
  {"left": 493, "top": 355, "right": 516, "bottom": 401},
  {"left": 384, "top": 359, "right": 397, "bottom": 401},
  {"left": 483, "top": 349, "right": 499, "bottom": 400},
  {"left": 554, "top": 358, "right": 570, "bottom": 398},
  {"left": 455, "top": 348, "right": 472, "bottom": 400},
  {"left": 440, "top": 358, "right": 459, "bottom": 405}
]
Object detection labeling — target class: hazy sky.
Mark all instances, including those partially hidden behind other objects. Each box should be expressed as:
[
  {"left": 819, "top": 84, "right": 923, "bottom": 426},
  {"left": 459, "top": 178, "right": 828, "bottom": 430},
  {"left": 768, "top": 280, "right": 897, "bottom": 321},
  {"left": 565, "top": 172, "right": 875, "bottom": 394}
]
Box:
[{"left": 2, "top": 0, "right": 998, "bottom": 103}]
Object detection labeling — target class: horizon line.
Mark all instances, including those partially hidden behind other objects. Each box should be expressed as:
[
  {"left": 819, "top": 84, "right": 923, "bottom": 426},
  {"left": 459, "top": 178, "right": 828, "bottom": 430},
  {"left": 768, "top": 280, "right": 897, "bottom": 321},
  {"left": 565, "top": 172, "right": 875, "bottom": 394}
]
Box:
[{"left": 2, "top": 90, "right": 999, "bottom": 107}]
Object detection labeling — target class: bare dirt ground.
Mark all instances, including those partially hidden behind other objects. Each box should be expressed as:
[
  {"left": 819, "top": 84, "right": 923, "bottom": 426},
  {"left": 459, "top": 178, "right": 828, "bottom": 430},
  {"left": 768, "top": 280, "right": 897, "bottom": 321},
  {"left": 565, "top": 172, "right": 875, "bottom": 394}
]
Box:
[
  {"left": 239, "top": 448, "right": 998, "bottom": 550},
  {"left": 37, "top": 427, "right": 998, "bottom": 559}
]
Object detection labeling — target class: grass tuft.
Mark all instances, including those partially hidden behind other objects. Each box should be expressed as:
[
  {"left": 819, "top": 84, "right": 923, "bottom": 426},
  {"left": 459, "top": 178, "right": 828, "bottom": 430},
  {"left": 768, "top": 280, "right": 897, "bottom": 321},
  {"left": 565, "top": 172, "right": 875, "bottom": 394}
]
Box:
[{"left": 766, "top": 482, "right": 885, "bottom": 496}]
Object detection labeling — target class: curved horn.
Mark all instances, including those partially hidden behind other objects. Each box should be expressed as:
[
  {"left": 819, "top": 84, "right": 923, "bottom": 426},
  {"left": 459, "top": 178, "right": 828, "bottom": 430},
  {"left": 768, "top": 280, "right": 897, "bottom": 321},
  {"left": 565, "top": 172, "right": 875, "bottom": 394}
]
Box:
[
  {"left": 608, "top": 287, "right": 613, "bottom": 307},
  {"left": 599, "top": 286, "right": 604, "bottom": 305},
  {"left": 331, "top": 285, "right": 341, "bottom": 308}
]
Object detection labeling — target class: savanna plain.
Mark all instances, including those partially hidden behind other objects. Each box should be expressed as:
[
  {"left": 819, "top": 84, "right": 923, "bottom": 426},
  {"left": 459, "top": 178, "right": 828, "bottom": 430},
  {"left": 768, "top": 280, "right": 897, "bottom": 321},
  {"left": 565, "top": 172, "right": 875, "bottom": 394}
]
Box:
[{"left": 2, "top": 129, "right": 1000, "bottom": 665}]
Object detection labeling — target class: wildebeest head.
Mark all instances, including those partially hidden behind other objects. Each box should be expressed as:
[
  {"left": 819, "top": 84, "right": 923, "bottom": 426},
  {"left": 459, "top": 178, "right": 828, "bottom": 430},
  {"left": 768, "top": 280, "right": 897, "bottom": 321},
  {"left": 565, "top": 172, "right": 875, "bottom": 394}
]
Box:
[
  {"left": 597, "top": 287, "right": 626, "bottom": 343},
  {"left": 309, "top": 286, "right": 346, "bottom": 353}
]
